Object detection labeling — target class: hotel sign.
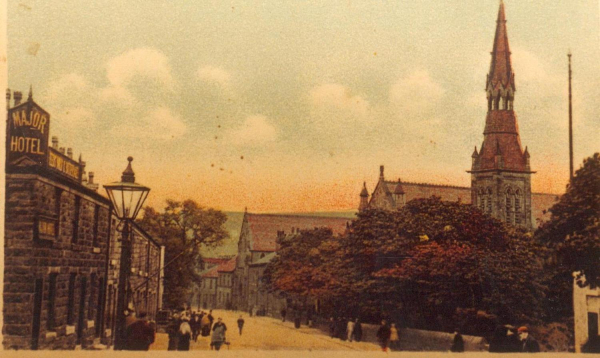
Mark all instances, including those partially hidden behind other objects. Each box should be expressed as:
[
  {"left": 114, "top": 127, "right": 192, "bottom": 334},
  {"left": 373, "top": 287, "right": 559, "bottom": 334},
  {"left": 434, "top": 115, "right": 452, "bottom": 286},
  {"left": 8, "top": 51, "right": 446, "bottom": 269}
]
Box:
[
  {"left": 48, "top": 148, "right": 81, "bottom": 181},
  {"left": 7, "top": 101, "right": 50, "bottom": 167}
]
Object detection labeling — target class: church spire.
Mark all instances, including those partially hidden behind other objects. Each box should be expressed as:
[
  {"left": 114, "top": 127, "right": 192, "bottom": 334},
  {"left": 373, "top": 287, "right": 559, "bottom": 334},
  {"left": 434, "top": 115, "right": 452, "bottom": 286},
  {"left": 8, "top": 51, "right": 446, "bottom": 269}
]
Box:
[{"left": 486, "top": 0, "right": 515, "bottom": 111}]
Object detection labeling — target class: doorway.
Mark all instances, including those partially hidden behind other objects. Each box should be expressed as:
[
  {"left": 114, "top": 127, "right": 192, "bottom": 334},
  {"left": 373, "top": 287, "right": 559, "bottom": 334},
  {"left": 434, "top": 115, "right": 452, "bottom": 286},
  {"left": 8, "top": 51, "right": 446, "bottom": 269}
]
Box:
[
  {"left": 31, "top": 278, "right": 44, "bottom": 350},
  {"left": 77, "top": 277, "right": 87, "bottom": 345}
]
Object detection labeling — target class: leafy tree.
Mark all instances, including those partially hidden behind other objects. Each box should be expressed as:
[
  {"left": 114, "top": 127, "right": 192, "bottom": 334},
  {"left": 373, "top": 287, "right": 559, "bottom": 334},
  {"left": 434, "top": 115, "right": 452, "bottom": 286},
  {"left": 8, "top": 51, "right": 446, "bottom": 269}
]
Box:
[
  {"left": 138, "top": 199, "right": 229, "bottom": 309},
  {"left": 536, "top": 153, "right": 600, "bottom": 320}
]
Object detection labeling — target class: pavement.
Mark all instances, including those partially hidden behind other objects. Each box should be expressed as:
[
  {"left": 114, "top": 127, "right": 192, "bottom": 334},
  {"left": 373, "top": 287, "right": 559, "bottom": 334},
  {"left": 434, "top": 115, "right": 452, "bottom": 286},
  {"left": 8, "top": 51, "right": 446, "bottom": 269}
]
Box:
[{"left": 150, "top": 309, "right": 380, "bottom": 351}]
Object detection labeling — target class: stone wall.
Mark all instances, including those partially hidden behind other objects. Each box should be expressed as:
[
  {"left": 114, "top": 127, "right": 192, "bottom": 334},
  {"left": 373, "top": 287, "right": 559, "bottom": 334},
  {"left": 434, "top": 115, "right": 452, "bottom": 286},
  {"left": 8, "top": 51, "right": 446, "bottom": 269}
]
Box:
[{"left": 3, "top": 174, "right": 111, "bottom": 350}]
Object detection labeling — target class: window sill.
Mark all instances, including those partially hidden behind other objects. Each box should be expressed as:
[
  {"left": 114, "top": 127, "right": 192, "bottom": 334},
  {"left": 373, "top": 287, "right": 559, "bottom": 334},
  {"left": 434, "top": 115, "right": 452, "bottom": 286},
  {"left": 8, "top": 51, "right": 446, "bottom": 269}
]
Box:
[
  {"left": 66, "top": 325, "right": 76, "bottom": 335},
  {"left": 45, "top": 331, "right": 58, "bottom": 339},
  {"left": 87, "top": 320, "right": 95, "bottom": 329},
  {"left": 92, "top": 247, "right": 101, "bottom": 254},
  {"left": 104, "top": 329, "right": 112, "bottom": 338}
]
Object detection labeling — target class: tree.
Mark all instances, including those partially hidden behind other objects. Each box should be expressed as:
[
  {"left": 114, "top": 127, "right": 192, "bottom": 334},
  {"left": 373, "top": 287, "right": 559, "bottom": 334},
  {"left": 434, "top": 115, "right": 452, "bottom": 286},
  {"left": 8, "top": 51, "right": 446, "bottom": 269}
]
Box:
[
  {"left": 536, "top": 153, "right": 600, "bottom": 320},
  {"left": 138, "top": 199, "right": 229, "bottom": 309}
]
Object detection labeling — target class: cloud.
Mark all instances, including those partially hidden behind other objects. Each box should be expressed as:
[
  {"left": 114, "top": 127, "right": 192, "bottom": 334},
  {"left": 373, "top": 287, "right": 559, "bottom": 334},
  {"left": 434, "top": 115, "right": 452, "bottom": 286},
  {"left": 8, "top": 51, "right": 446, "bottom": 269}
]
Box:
[
  {"left": 101, "top": 48, "right": 175, "bottom": 105},
  {"left": 389, "top": 70, "right": 445, "bottom": 113},
  {"left": 106, "top": 48, "right": 174, "bottom": 89},
  {"left": 197, "top": 66, "right": 232, "bottom": 88},
  {"left": 111, "top": 106, "right": 186, "bottom": 140},
  {"left": 228, "top": 115, "right": 277, "bottom": 146},
  {"left": 310, "top": 83, "right": 370, "bottom": 117}
]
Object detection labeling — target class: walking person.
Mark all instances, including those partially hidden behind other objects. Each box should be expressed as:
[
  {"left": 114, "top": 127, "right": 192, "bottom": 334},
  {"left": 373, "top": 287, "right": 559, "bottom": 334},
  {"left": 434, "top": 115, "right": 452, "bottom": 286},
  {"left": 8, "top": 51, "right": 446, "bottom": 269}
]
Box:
[
  {"left": 376, "top": 319, "right": 392, "bottom": 352},
  {"left": 191, "top": 314, "right": 201, "bottom": 342},
  {"left": 208, "top": 310, "right": 215, "bottom": 331},
  {"left": 211, "top": 317, "right": 228, "bottom": 351},
  {"left": 450, "top": 328, "right": 464, "bottom": 352},
  {"left": 281, "top": 308, "right": 287, "bottom": 322},
  {"left": 347, "top": 318, "right": 355, "bottom": 342},
  {"left": 237, "top": 315, "right": 245, "bottom": 335},
  {"left": 353, "top": 318, "right": 363, "bottom": 342},
  {"left": 329, "top": 317, "right": 336, "bottom": 338},
  {"left": 201, "top": 312, "right": 211, "bottom": 337},
  {"left": 177, "top": 315, "right": 192, "bottom": 351},
  {"left": 125, "top": 312, "right": 156, "bottom": 351},
  {"left": 389, "top": 323, "right": 400, "bottom": 351},
  {"left": 166, "top": 313, "right": 181, "bottom": 351},
  {"left": 517, "top": 326, "right": 540, "bottom": 353}
]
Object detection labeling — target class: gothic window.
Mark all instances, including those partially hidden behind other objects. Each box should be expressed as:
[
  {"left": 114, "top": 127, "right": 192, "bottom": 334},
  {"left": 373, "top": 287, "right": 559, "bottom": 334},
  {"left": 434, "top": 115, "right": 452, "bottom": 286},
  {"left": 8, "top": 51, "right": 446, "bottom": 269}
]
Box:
[
  {"left": 505, "top": 188, "right": 513, "bottom": 224},
  {"left": 486, "top": 188, "right": 493, "bottom": 213},
  {"left": 515, "top": 190, "right": 522, "bottom": 225}
]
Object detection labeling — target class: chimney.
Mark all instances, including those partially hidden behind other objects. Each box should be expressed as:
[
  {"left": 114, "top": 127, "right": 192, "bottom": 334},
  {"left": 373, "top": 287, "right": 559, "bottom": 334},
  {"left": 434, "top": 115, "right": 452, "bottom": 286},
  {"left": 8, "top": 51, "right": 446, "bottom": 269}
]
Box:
[
  {"left": 67, "top": 148, "right": 73, "bottom": 159},
  {"left": 88, "top": 172, "right": 95, "bottom": 184},
  {"left": 52, "top": 136, "right": 59, "bottom": 149},
  {"left": 13, "top": 91, "right": 22, "bottom": 106},
  {"left": 6, "top": 89, "right": 10, "bottom": 110},
  {"left": 379, "top": 165, "right": 385, "bottom": 181},
  {"left": 59, "top": 147, "right": 65, "bottom": 154}
]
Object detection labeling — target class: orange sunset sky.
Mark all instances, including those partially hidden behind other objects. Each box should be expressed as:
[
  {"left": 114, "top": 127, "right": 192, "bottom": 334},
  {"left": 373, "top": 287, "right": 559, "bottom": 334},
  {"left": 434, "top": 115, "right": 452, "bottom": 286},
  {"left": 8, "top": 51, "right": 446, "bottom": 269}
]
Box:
[{"left": 7, "top": 0, "right": 599, "bottom": 213}]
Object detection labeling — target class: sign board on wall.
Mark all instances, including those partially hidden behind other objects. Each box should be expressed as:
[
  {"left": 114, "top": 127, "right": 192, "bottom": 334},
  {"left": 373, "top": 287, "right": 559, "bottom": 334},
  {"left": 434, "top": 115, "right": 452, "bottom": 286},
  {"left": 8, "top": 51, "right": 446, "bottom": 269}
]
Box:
[
  {"left": 48, "top": 148, "right": 81, "bottom": 181},
  {"left": 7, "top": 101, "right": 50, "bottom": 167}
]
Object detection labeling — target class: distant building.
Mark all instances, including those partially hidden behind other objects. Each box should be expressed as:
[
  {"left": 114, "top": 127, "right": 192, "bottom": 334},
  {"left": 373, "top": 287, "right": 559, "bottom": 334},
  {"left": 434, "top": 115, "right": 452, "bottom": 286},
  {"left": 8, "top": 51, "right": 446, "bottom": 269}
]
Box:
[
  {"left": 215, "top": 257, "right": 236, "bottom": 309},
  {"left": 359, "top": 2, "right": 559, "bottom": 230},
  {"left": 573, "top": 277, "right": 600, "bottom": 353},
  {"left": 198, "top": 266, "right": 218, "bottom": 309},
  {"left": 232, "top": 211, "right": 351, "bottom": 313}
]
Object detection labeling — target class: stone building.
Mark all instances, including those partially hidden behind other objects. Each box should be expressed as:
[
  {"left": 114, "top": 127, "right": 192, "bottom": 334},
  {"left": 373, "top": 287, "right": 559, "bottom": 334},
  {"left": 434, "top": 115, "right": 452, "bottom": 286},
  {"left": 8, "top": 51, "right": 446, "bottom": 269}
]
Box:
[
  {"left": 233, "top": 211, "right": 351, "bottom": 312},
  {"left": 359, "top": 2, "right": 559, "bottom": 230},
  {"left": 3, "top": 89, "right": 164, "bottom": 349},
  {"left": 198, "top": 266, "right": 218, "bottom": 309},
  {"left": 102, "top": 223, "right": 164, "bottom": 345},
  {"left": 248, "top": 252, "right": 281, "bottom": 316},
  {"left": 3, "top": 89, "right": 111, "bottom": 349},
  {"left": 215, "top": 257, "right": 236, "bottom": 309},
  {"left": 573, "top": 279, "right": 600, "bottom": 353}
]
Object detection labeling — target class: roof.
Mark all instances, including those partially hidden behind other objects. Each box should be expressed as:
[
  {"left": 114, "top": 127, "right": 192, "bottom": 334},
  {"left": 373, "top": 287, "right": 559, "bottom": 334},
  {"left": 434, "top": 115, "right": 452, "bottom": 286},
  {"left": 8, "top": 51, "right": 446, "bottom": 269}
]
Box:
[
  {"left": 200, "top": 266, "right": 219, "bottom": 279},
  {"left": 217, "top": 256, "right": 237, "bottom": 273},
  {"left": 250, "top": 252, "right": 276, "bottom": 266},
  {"left": 487, "top": 0, "right": 515, "bottom": 93},
  {"left": 203, "top": 257, "right": 231, "bottom": 267},
  {"left": 245, "top": 213, "right": 351, "bottom": 252},
  {"left": 476, "top": 111, "right": 528, "bottom": 172}
]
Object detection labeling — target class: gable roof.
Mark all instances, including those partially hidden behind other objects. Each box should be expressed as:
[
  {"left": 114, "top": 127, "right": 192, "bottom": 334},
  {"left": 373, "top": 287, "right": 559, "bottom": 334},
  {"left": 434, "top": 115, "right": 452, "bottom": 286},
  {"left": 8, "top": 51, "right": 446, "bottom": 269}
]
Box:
[
  {"left": 246, "top": 213, "right": 351, "bottom": 252},
  {"left": 200, "top": 266, "right": 219, "bottom": 279},
  {"left": 250, "top": 252, "right": 276, "bottom": 266},
  {"left": 217, "top": 256, "right": 237, "bottom": 273}
]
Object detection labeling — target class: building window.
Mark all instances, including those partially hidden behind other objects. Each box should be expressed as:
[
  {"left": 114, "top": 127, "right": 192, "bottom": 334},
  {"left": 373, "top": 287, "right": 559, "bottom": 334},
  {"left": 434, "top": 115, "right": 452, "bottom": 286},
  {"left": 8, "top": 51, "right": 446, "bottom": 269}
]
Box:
[
  {"left": 92, "top": 205, "right": 100, "bottom": 247},
  {"left": 88, "top": 274, "right": 97, "bottom": 320},
  {"left": 486, "top": 188, "right": 492, "bottom": 213},
  {"left": 515, "top": 190, "right": 522, "bottom": 225},
  {"left": 72, "top": 196, "right": 81, "bottom": 244},
  {"left": 55, "top": 188, "right": 62, "bottom": 237},
  {"left": 47, "top": 273, "right": 58, "bottom": 330},
  {"left": 67, "top": 273, "right": 76, "bottom": 325}
]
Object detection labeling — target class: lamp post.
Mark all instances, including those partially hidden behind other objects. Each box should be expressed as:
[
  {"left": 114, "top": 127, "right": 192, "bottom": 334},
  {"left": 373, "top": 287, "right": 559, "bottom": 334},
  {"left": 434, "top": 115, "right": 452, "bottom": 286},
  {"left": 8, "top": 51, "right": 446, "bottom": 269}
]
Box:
[{"left": 104, "top": 157, "right": 150, "bottom": 350}]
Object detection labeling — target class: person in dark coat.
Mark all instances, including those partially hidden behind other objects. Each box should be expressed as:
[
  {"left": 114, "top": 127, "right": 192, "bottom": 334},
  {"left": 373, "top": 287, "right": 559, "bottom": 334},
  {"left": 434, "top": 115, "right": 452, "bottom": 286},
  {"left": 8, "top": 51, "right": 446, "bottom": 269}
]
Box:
[
  {"left": 237, "top": 315, "right": 245, "bottom": 335},
  {"left": 281, "top": 308, "right": 287, "bottom": 322},
  {"left": 450, "top": 329, "right": 465, "bottom": 352},
  {"left": 177, "top": 315, "right": 192, "bottom": 351},
  {"left": 294, "top": 311, "right": 301, "bottom": 329},
  {"left": 353, "top": 318, "right": 363, "bottom": 342},
  {"left": 166, "top": 313, "right": 181, "bottom": 351},
  {"left": 191, "top": 314, "right": 201, "bottom": 342},
  {"left": 211, "top": 318, "right": 228, "bottom": 351},
  {"left": 376, "top": 320, "right": 392, "bottom": 352},
  {"left": 336, "top": 317, "right": 346, "bottom": 340},
  {"left": 329, "top": 317, "right": 336, "bottom": 338},
  {"left": 125, "top": 312, "right": 156, "bottom": 350},
  {"left": 517, "top": 326, "right": 540, "bottom": 353},
  {"left": 208, "top": 310, "right": 215, "bottom": 331}
]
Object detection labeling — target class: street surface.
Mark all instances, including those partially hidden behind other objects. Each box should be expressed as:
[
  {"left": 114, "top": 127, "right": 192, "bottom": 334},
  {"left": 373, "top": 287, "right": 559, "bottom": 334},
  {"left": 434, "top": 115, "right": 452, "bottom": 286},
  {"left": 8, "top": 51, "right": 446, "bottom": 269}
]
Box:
[{"left": 150, "top": 309, "right": 380, "bottom": 351}]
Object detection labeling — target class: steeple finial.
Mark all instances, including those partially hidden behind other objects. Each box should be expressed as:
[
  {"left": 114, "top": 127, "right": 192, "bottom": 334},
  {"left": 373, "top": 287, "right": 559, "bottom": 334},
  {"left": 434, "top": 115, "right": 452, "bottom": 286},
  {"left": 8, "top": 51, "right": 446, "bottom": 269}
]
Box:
[
  {"left": 360, "top": 182, "right": 369, "bottom": 197},
  {"left": 28, "top": 85, "right": 33, "bottom": 101},
  {"left": 487, "top": 0, "right": 515, "bottom": 110}
]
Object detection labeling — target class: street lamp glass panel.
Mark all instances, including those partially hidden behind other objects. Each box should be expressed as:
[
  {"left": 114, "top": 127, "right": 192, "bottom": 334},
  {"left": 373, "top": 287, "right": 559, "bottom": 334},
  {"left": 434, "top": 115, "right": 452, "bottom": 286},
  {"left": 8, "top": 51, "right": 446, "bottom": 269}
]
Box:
[{"left": 104, "top": 183, "right": 150, "bottom": 221}]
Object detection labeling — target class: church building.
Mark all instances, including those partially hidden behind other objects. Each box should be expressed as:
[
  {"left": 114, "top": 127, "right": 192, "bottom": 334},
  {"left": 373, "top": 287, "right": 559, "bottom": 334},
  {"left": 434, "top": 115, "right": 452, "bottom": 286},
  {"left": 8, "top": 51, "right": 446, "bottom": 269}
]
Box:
[{"left": 359, "top": 1, "right": 557, "bottom": 230}]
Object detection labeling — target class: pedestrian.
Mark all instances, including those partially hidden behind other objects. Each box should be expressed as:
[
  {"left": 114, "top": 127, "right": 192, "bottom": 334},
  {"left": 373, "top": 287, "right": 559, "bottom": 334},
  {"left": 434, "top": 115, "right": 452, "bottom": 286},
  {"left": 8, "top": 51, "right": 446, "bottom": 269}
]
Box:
[
  {"left": 177, "top": 315, "right": 192, "bottom": 351},
  {"left": 389, "top": 323, "right": 400, "bottom": 351},
  {"left": 208, "top": 310, "right": 215, "bottom": 331},
  {"left": 281, "top": 308, "right": 287, "bottom": 322},
  {"left": 237, "top": 315, "right": 245, "bottom": 335},
  {"left": 329, "top": 317, "right": 336, "bottom": 338},
  {"left": 517, "top": 326, "right": 540, "bottom": 353},
  {"left": 124, "top": 312, "right": 156, "bottom": 351},
  {"left": 211, "top": 317, "right": 228, "bottom": 351},
  {"left": 166, "top": 313, "right": 181, "bottom": 351},
  {"left": 347, "top": 318, "right": 355, "bottom": 342},
  {"left": 191, "top": 313, "right": 201, "bottom": 342},
  {"left": 335, "top": 316, "right": 346, "bottom": 340},
  {"left": 450, "top": 328, "right": 464, "bottom": 352},
  {"left": 125, "top": 309, "right": 137, "bottom": 328},
  {"left": 353, "top": 318, "right": 363, "bottom": 342},
  {"left": 201, "top": 312, "right": 211, "bottom": 337},
  {"left": 294, "top": 311, "right": 301, "bottom": 329},
  {"left": 376, "top": 319, "right": 392, "bottom": 352}
]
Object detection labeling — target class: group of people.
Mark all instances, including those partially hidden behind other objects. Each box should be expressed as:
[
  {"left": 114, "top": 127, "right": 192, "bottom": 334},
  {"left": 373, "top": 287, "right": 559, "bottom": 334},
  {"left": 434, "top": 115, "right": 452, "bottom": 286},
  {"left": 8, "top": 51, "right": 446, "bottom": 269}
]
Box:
[
  {"left": 167, "top": 309, "right": 230, "bottom": 351},
  {"left": 329, "top": 317, "right": 364, "bottom": 342},
  {"left": 375, "top": 320, "right": 401, "bottom": 351},
  {"left": 489, "top": 325, "right": 540, "bottom": 353}
]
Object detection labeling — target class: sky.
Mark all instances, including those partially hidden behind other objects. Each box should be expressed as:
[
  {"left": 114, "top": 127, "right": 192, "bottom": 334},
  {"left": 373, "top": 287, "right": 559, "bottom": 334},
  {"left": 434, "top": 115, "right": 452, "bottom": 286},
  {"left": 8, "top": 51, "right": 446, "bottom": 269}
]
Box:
[{"left": 7, "top": 0, "right": 600, "bottom": 213}]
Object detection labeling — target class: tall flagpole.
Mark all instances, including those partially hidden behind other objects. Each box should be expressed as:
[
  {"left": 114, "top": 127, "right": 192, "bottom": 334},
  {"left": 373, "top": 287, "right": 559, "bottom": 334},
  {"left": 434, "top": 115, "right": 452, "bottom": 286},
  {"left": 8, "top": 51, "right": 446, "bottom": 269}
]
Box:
[{"left": 568, "top": 51, "right": 574, "bottom": 182}]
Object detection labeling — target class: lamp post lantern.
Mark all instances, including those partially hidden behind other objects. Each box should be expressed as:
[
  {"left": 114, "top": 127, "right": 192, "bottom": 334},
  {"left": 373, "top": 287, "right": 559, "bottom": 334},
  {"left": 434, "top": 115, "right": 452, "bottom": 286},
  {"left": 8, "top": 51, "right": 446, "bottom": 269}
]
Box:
[{"left": 104, "top": 157, "right": 150, "bottom": 350}]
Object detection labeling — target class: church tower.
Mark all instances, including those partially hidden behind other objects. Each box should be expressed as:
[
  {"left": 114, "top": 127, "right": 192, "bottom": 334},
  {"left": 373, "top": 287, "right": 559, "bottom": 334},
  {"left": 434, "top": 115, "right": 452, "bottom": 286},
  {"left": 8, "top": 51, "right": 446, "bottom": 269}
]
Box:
[{"left": 470, "top": 1, "right": 534, "bottom": 229}]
